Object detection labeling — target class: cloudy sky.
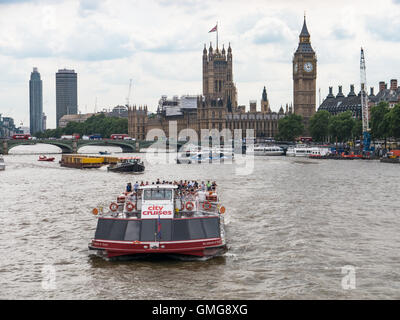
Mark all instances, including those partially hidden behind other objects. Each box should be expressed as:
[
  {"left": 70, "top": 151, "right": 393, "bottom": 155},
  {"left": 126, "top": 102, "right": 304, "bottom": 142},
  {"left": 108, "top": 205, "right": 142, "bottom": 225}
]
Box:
[{"left": 1, "top": 0, "right": 400, "bottom": 129}]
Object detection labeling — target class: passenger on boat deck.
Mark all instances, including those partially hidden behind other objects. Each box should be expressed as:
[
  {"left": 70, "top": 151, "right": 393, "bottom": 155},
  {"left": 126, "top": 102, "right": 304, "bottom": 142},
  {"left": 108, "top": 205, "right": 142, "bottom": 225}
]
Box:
[
  {"left": 201, "top": 181, "right": 206, "bottom": 191},
  {"left": 126, "top": 183, "right": 132, "bottom": 193},
  {"left": 212, "top": 181, "right": 217, "bottom": 190},
  {"left": 156, "top": 179, "right": 160, "bottom": 184},
  {"left": 206, "top": 181, "right": 212, "bottom": 191},
  {"left": 134, "top": 181, "right": 139, "bottom": 192}
]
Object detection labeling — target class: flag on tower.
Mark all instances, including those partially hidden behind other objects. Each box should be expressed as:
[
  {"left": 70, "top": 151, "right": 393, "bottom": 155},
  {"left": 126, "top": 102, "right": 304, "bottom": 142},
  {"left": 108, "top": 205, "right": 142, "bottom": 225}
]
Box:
[{"left": 209, "top": 24, "right": 217, "bottom": 33}]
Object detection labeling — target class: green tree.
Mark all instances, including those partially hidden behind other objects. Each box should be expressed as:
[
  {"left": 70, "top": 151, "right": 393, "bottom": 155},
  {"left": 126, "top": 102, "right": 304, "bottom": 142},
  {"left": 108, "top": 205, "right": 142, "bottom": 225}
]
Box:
[
  {"left": 370, "top": 102, "right": 390, "bottom": 141},
  {"left": 328, "top": 111, "right": 356, "bottom": 143},
  {"left": 352, "top": 119, "right": 363, "bottom": 139},
  {"left": 32, "top": 114, "right": 128, "bottom": 139},
  {"left": 276, "top": 114, "right": 304, "bottom": 141},
  {"left": 386, "top": 104, "right": 400, "bottom": 139},
  {"left": 309, "top": 110, "right": 331, "bottom": 142}
]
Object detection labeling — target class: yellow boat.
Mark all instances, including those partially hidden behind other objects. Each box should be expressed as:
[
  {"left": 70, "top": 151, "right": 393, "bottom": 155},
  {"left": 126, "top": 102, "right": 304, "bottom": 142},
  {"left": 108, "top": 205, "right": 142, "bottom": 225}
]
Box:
[{"left": 60, "top": 155, "right": 119, "bottom": 169}]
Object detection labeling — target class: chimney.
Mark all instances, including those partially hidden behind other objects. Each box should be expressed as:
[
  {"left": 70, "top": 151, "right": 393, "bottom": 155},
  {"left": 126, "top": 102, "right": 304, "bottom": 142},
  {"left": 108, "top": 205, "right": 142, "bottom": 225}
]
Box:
[
  {"left": 379, "top": 81, "right": 386, "bottom": 92},
  {"left": 390, "top": 79, "right": 398, "bottom": 90},
  {"left": 336, "top": 85, "right": 344, "bottom": 98},
  {"left": 327, "top": 86, "right": 334, "bottom": 98},
  {"left": 348, "top": 84, "right": 356, "bottom": 97},
  {"left": 370, "top": 87, "right": 374, "bottom": 96}
]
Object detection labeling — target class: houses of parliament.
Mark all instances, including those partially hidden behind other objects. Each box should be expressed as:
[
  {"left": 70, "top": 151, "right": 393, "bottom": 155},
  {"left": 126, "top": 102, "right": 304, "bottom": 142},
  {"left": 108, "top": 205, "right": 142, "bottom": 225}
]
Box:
[{"left": 128, "top": 17, "right": 316, "bottom": 140}]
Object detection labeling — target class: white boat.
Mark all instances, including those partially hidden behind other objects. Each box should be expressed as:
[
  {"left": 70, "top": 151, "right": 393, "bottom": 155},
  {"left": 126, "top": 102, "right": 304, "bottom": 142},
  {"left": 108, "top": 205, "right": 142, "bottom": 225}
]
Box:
[
  {"left": 286, "top": 145, "right": 330, "bottom": 157},
  {"left": 248, "top": 144, "right": 284, "bottom": 156},
  {"left": 0, "top": 155, "right": 5, "bottom": 171},
  {"left": 177, "top": 148, "right": 234, "bottom": 164}
]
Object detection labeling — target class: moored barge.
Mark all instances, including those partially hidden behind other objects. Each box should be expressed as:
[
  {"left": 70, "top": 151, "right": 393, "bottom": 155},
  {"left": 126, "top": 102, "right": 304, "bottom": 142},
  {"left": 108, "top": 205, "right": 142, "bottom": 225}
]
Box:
[{"left": 89, "top": 183, "right": 227, "bottom": 258}]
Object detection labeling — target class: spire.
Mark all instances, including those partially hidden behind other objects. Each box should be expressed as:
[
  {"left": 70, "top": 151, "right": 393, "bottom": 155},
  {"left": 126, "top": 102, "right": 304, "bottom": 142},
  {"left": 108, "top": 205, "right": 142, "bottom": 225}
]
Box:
[
  {"left": 203, "top": 43, "right": 207, "bottom": 55},
  {"left": 300, "top": 14, "right": 310, "bottom": 38},
  {"left": 295, "top": 15, "right": 314, "bottom": 53},
  {"left": 262, "top": 86, "right": 267, "bottom": 101}
]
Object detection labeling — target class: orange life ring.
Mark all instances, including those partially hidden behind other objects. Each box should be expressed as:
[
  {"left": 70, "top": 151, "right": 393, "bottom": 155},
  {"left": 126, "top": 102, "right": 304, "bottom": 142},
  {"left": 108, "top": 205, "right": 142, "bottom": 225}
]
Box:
[
  {"left": 109, "top": 202, "right": 118, "bottom": 212},
  {"left": 203, "top": 201, "right": 212, "bottom": 210},
  {"left": 126, "top": 202, "right": 135, "bottom": 212},
  {"left": 219, "top": 206, "right": 226, "bottom": 214},
  {"left": 186, "top": 201, "right": 194, "bottom": 211}
]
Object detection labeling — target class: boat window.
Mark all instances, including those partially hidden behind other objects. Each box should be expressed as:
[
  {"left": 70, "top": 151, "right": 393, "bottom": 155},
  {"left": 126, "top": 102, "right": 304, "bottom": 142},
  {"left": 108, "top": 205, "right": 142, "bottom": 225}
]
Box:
[{"left": 143, "top": 189, "right": 172, "bottom": 200}]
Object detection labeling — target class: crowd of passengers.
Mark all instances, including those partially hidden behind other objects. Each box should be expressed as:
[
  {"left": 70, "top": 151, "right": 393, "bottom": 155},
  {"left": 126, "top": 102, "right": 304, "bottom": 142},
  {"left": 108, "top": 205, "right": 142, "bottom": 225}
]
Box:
[{"left": 125, "top": 179, "right": 217, "bottom": 195}]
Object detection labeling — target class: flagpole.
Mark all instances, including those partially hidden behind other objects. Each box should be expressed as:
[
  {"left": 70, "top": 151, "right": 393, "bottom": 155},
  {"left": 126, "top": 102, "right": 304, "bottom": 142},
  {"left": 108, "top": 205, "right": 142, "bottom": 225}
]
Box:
[{"left": 216, "top": 21, "right": 218, "bottom": 49}]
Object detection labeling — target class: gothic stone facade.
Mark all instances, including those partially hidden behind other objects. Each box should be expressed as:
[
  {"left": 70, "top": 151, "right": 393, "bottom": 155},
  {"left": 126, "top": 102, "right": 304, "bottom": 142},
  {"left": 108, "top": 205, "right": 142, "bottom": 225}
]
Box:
[{"left": 128, "top": 42, "right": 290, "bottom": 140}]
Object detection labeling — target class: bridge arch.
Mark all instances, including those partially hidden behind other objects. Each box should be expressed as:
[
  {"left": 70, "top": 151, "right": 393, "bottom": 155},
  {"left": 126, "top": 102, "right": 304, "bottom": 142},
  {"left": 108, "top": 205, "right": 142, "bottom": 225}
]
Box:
[
  {"left": 2, "top": 140, "right": 74, "bottom": 154},
  {"left": 77, "top": 140, "right": 137, "bottom": 153}
]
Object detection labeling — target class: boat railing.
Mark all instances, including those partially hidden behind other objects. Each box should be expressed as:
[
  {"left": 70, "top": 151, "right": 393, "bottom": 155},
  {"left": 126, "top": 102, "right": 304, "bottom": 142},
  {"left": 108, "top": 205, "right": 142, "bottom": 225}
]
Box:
[{"left": 98, "top": 189, "right": 222, "bottom": 219}]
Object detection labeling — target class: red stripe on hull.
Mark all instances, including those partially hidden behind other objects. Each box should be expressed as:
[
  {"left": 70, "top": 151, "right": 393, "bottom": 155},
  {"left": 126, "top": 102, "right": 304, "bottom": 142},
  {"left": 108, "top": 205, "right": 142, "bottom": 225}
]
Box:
[{"left": 89, "top": 238, "right": 226, "bottom": 258}]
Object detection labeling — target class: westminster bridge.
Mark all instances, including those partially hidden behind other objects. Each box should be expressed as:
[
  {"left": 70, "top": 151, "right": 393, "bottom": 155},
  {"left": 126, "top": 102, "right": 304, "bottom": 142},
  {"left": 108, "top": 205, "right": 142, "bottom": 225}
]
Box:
[{"left": 0, "top": 139, "right": 160, "bottom": 155}]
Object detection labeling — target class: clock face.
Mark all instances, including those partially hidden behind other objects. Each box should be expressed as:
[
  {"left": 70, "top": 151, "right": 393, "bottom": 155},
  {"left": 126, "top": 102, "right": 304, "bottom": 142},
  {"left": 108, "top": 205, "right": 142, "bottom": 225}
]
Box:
[
  {"left": 304, "top": 62, "right": 313, "bottom": 72},
  {"left": 294, "top": 63, "right": 298, "bottom": 73}
]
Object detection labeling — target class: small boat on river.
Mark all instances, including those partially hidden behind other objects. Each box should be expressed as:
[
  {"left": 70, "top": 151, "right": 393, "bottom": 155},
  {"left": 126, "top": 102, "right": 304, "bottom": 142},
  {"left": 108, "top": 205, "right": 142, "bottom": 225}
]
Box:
[
  {"left": 99, "top": 151, "right": 111, "bottom": 155},
  {"left": 380, "top": 150, "right": 400, "bottom": 163},
  {"left": 38, "top": 155, "right": 55, "bottom": 162},
  {"left": 107, "top": 157, "right": 145, "bottom": 173},
  {"left": 89, "top": 183, "right": 227, "bottom": 259}
]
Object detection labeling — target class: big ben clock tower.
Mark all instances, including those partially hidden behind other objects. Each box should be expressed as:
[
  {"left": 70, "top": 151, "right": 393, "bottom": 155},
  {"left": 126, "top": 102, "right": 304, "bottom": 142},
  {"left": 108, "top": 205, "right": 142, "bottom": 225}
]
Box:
[{"left": 293, "top": 16, "right": 317, "bottom": 129}]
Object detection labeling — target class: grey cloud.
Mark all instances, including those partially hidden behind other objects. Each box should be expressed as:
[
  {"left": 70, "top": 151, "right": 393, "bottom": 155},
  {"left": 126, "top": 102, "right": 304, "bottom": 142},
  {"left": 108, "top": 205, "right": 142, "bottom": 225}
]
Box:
[
  {"left": 367, "top": 17, "right": 400, "bottom": 42},
  {"left": 331, "top": 27, "right": 355, "bottom": 40}
]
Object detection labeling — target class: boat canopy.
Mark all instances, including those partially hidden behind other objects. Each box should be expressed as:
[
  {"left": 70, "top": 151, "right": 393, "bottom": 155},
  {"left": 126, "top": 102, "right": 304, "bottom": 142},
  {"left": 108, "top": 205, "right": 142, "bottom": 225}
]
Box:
[{"left": 139, "top": 185, "right": 178, "bottom": 189}]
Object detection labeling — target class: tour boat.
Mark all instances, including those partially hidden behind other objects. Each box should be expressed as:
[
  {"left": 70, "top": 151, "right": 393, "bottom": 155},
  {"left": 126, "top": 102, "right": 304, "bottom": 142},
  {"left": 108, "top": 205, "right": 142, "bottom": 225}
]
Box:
[
  {"left": 247, "top": 144, "right": 284, "bottom": 156},
  {"left": 0, "top": 155, "right": 5, "bottom": 171},
  {"left": 177, "top": 148, "right": 234, "bottom": 164},
  {"left": 308, "top": 148, "right": 332, "bottom": 159},
  {"left": 99, "top": 151, "right": 111, "bottom": 155},
  {"left": 286, "top": 145, "right": 330, "bottom": 157},
  {"left": 38, "top": 155, "right": 55, "bottom": 162},
  {"left": 107, "top": 157, "right": 145, "bottom": 173},
  {"left": 88, "top": 184, "right": 227, "bottom": 259}
]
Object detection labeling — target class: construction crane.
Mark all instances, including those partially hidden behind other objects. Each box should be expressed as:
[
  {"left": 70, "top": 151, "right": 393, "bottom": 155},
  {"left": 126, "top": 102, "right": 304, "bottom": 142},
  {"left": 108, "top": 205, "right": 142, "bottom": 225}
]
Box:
[
  {"left": 360, "top": 47, "right": 371, "bottom": 152},
  {"left": 126, "top": 79, "right": 132, "bottom": 107}
]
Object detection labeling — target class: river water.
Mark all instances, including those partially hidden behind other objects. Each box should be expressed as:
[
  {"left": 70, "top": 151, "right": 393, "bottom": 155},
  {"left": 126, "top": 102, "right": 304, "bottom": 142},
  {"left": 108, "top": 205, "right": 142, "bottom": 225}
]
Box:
[{"left": 1, "top": 144, "right": 400, "bottom": 299}]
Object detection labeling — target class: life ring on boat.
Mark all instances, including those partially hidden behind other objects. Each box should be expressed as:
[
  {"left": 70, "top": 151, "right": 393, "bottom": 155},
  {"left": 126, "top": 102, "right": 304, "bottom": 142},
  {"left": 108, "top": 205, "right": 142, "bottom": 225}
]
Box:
[
  {"left": 126, "top": 202, "right": 135, "bottom": 212},
  {"left": 186, "top": 201, "right": 194, "bottom": 211},
  {"left": 109, "top": 202, "right": 118, "bottom": 212},
  {"left": 219, "top": 206, "right": 226, "bottom": 214},
  {"left": 203, "top": 201, "right": 212, "bottom": 210}
]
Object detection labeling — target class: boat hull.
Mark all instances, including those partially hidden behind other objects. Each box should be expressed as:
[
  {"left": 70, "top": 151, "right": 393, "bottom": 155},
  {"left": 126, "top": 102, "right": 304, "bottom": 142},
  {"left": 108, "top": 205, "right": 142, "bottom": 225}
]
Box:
[
  {"left": 107, "top": 163, "right": 145, "bottom": 172},
  {"left": 380, "top": 158, "right": 400, "bottom": 163},
  {"left": 89, "top": 239, "right": 226, "bottom": 258},
  {"left": 60, "top": 162, "right": 102, "bottom": 169}
]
